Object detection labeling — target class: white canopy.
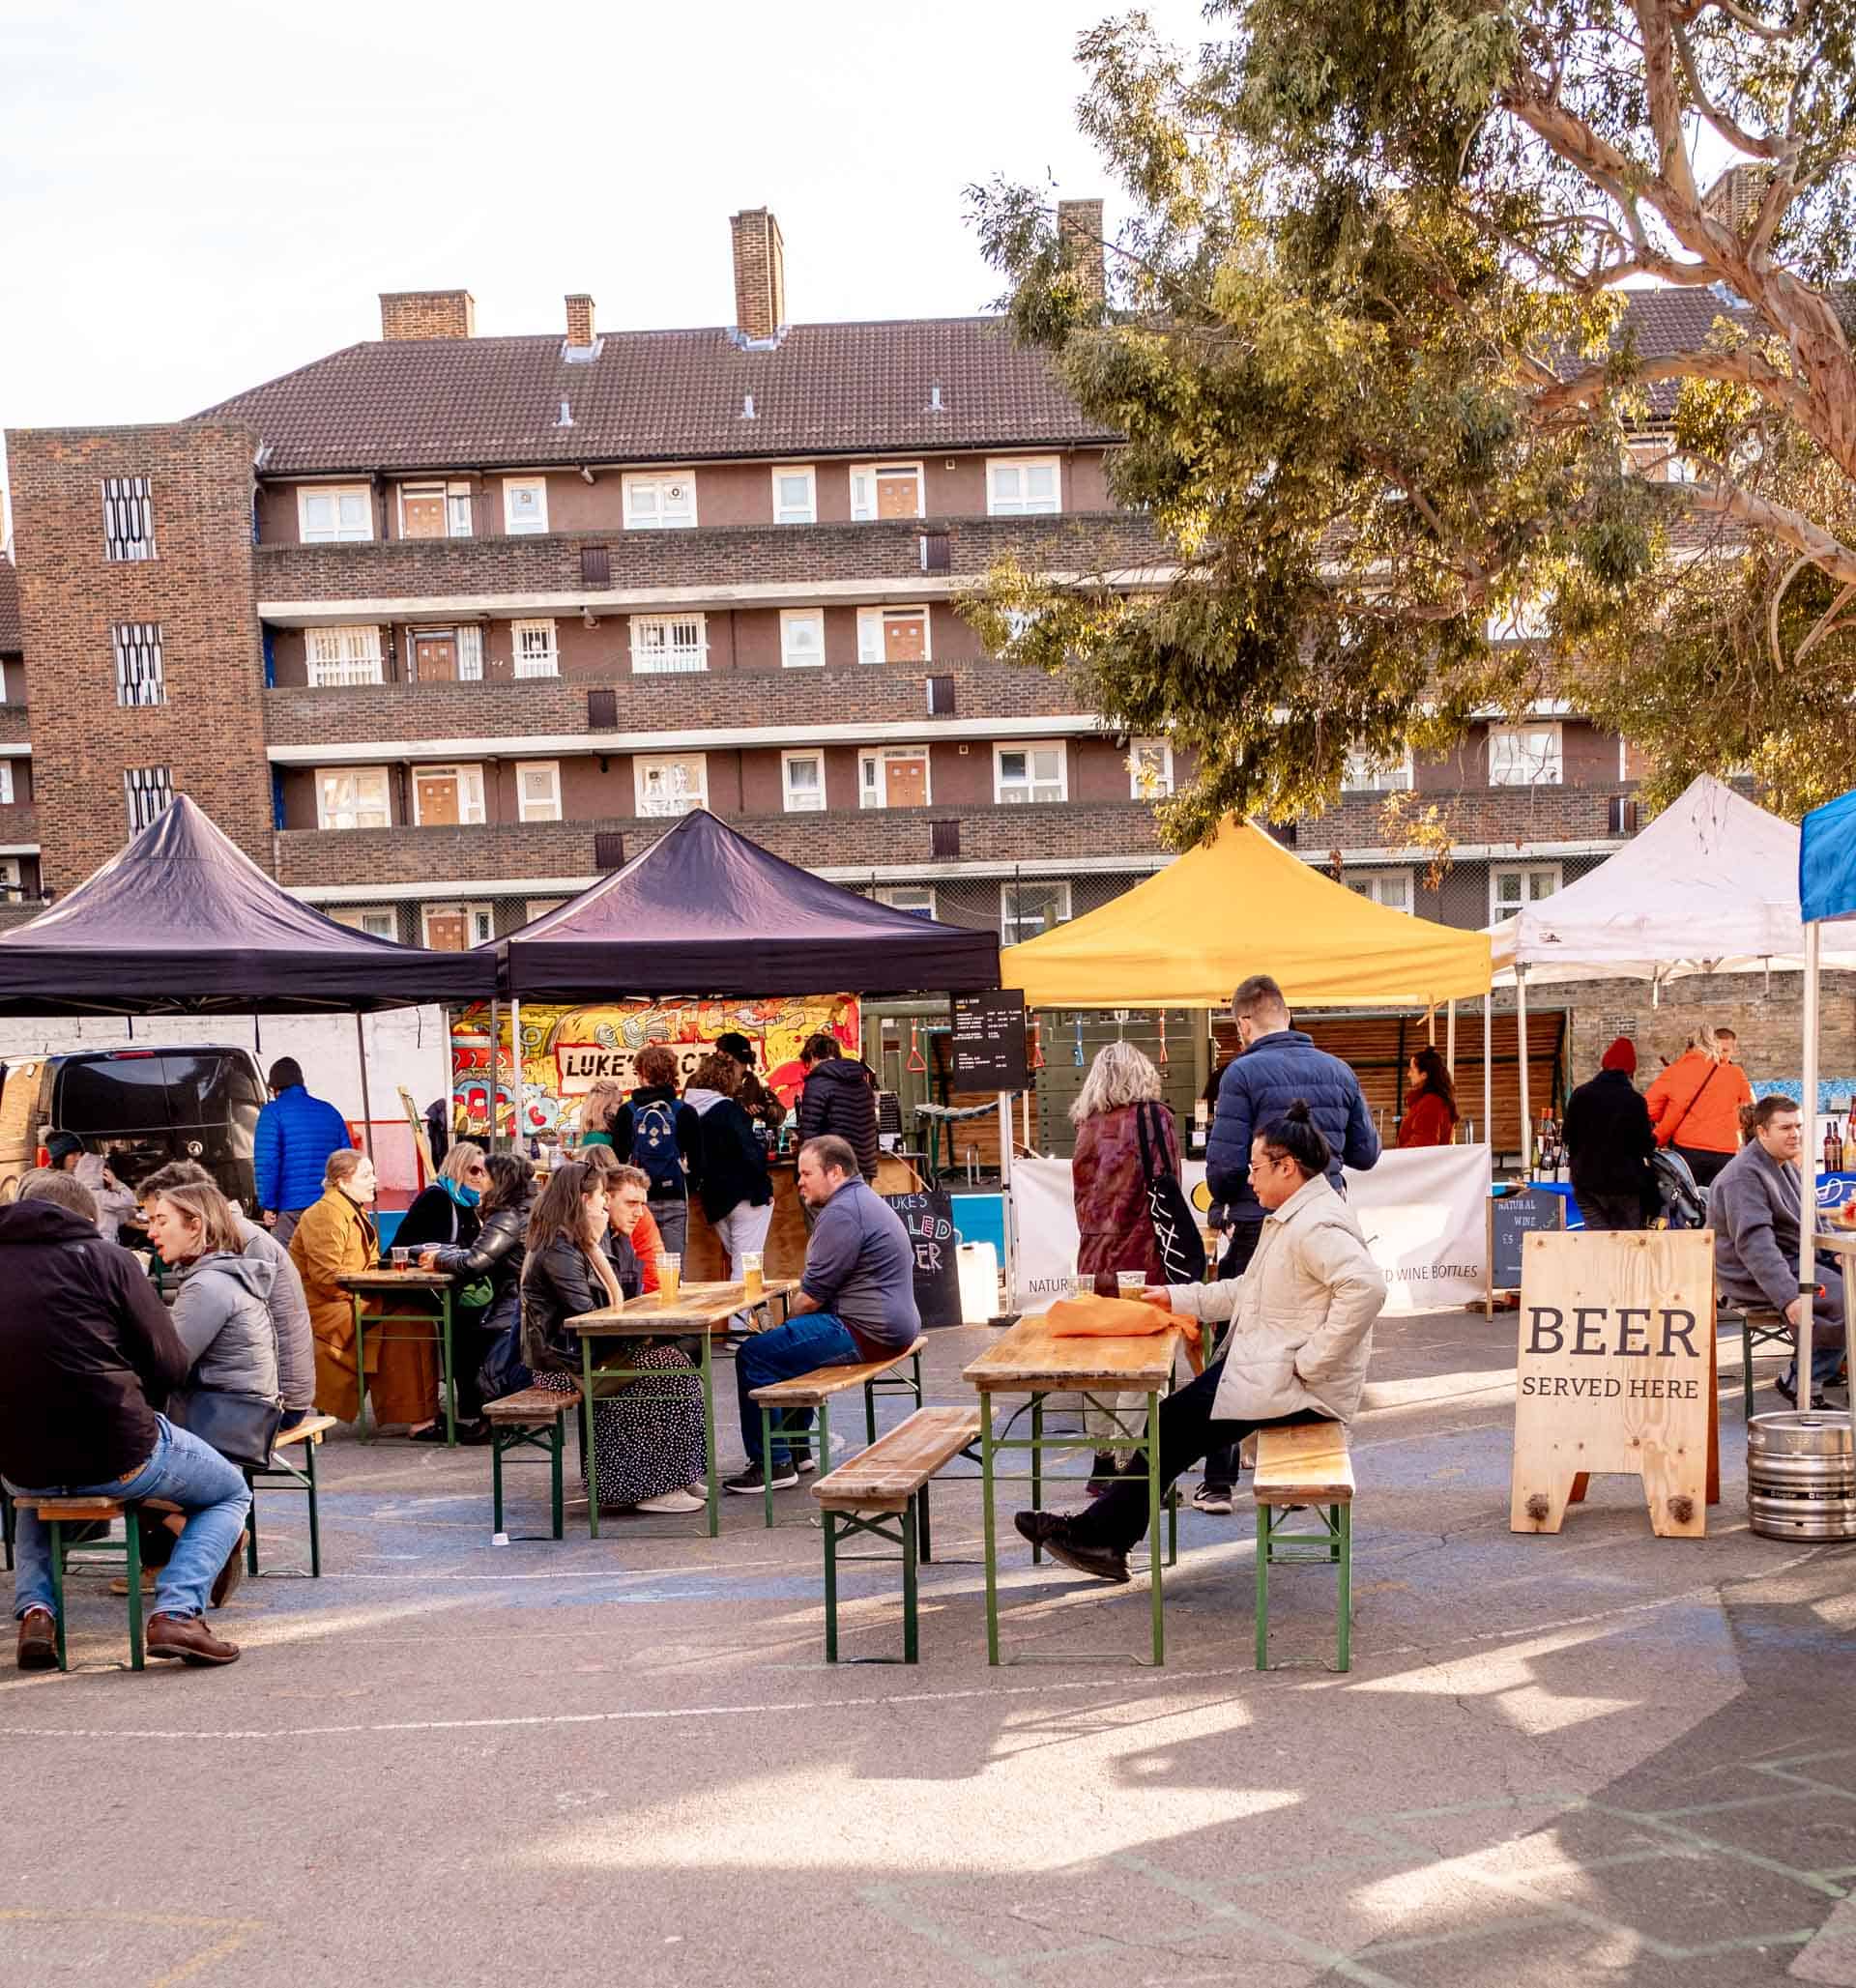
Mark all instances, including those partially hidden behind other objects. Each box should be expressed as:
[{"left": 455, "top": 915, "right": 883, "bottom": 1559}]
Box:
[{"left": 1490, "top": 773, "right": 1856, "bottom": 984}]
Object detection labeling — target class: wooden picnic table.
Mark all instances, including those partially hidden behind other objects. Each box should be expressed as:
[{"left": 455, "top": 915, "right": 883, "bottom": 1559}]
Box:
[
  {"left": 566, "top": 1278, "right": 802, "bottom": 1538},
  {"left": 337, "top": 1267, "right": 459, "bottom": 1445},
  {"left": 963, "top": 1315, "right": 1187, "bottom": 1666}
]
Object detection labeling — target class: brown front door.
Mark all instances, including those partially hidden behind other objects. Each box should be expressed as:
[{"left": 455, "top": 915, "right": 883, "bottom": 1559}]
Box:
[
  {"left": 425, "top": 909, "right": 468, "bottom": 951},
  {"left": 885, "top": 756, "right": 928, "bottom": 809},
  {"left": 415, "top": 772, "right": 460, "bottom": 825},
  {"left": 402, "top": 491, "right": 447, "bottom": 538},
  {"left": 415, "top": 634, "right": 457, "bottom": 682},
  {"left": 876, "top": 471, "right": 920, "bottom": 520}
]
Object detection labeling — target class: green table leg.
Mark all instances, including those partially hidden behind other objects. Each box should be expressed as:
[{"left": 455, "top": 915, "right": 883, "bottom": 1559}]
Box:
[
  {"left": 305, "top": 1436, "right": 323, "bottom": 1576},
  {"left": 864, "top": 1377, "right": 878, "bottom": 1446},
  {"left": 1335, "top": 1503, "right": 1352, "bottom": 1673},
  {"left": 48, "top": 1520, "right": 68, "bottom": 1671},
  {"left": 124, "top": 1505, "right": 144, "bottom": 1672},
  {"left": 823, "top": 1511, "right": 839, "bottom": 1662},
  {"left": 1255, "top": 1501, "right": 1272, "bottom": 1669},
  {"left": 1030, "top": 1395, "right": 1044, "bottom": 1562},
  {"left": 549, "top": 1418, "right": 564, "bottom": 1540},
  {"left": 761, "top": 1406, "right": 776, "bottom": 1531},
  {"left": 700, "top": 1331, "right": 718, "bottom": 1539},
  {"left": 981, "top": 1404, "right": 1000, "bottom": 1665},
  {"left": 902, "top": 1492, "right": 919, "bottom": 1664},
  {"left": 245, "top": 1475, "right": 261, "bottom": 1575},
  {"left": 1146, "top": 1388, "right": 1164, "bottom": 1666},
  {"left": 580, "top": 1338, "right": 600, "bottom": 1540},
  {"left": 1741, "top": 1316, "right": 1754, "bottom": 1420},
  {"left": 491, "top": 1432, "right": 506, "bottom": 1537},
  {"left": 819, "top": 1400, "right": 832, "bottom": 1492},
  {"left": 353, "top": 1298, "right": 369, "bottom": 1441},
  {"left": 439, "top": 1291, "right": 456, "bottom": 1445}
]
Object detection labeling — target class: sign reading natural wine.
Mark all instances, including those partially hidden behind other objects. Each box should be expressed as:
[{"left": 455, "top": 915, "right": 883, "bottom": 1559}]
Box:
[{"left": 948, "top": 989, "right": 1029, "bottom": 1090}]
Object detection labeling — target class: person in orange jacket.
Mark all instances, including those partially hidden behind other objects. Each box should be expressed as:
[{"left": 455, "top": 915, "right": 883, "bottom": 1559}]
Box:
[
  {"left": 1396, "top": 1047, "right": 1459, "bottom": 1148},
  {"left": 1645, "top": 1025, "right": 1754, "bottom": 1188}
]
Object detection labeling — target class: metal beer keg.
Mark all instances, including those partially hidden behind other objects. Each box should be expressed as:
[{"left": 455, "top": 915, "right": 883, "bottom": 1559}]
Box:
[{"left": 1748, "top": 1412, "right": 1856, "bottom": 1541}]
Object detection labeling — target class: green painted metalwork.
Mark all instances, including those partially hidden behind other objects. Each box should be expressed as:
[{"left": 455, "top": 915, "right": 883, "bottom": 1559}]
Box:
[
  {"left": 244, "top": 1434, "right": 326, "bottom": 1577},
  {"left": 31, "top": 1501, "right": 149, "bottom": 1673},
  {"left": 1255, "top": 1499, "right": 1351, "bottom": 1672},
  {"left": 818, "top": 1501, "right": 926, "bottom": 1664},
  {"left": 353, "top": 1287, "right": 457, "bottom": 1444},
  {"left": 490, "top": 1415, "right": 566, "bottom": 1541}
]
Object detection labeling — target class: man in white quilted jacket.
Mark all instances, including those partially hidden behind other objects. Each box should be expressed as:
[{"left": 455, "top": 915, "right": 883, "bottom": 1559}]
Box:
[{"left": 1016, "top": 1100, "right": 1386, "bottom": 1584}]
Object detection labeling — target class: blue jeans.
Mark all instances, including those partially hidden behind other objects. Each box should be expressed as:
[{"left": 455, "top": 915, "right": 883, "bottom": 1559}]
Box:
[
  {"left": 737, "top": 1312, "right": 861, "bottom": 1462},
  {"left": 7, "top": 1417, "right": 251, "bottom": 1623}
]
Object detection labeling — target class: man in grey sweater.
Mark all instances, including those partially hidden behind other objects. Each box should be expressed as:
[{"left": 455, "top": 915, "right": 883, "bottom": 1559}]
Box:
[{"left": 1712, "top": 1096, "right": 1845, "bottom": 1405}]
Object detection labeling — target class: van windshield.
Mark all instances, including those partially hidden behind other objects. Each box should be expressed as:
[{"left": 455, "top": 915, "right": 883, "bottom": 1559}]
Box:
[{"left": 57, "top": 1055, "right": 170, "bottom": 1133}]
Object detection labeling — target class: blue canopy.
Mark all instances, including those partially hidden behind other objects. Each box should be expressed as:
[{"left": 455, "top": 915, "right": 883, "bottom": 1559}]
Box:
[{"left": 1800, "top": 789, "right": 1856, "bottom": 925}]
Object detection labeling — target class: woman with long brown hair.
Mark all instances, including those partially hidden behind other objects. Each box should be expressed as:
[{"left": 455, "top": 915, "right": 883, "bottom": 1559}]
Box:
[
  {"left": 519, "top": 1161, "right": 707, "bottom": 1514},
  {"left": 1396, "top": 1047, "right": 1459, "bottom": 1148}
]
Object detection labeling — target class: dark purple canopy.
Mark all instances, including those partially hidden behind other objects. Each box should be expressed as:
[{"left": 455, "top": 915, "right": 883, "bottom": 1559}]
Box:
[
  {"left": 0, "top": 796, "right": 495, "bottom": 1014},
  {"left": 495, "top": 808, "right": 1000, "bottom": 998}
]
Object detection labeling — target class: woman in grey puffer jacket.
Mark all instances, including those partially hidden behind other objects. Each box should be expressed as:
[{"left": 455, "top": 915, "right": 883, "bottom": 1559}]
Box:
[{"left": 144, "top": 1179, "right": 280, "bottom": 1402}]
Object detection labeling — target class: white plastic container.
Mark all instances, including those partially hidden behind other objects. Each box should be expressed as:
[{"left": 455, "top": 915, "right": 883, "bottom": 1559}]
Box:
[{"left": 957, "top": 1242, "right": 999, "bottom": 1324}]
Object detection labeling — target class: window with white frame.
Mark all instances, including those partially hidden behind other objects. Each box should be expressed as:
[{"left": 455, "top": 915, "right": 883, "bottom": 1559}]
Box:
[
  {"left": 1487, "top": 722, "right": 1563, "bottom": 787},
  {"left": 1343, "top": 747, "right": 1414, "bottom": 792},
  {"left": 771, "top": 466, "right": 817, "bottom": 525},
  {"left": 1491, "top": 864, "right": 1563, "bottom": 921},
  {"left": 634, "top": 753, "right": 708, "bottom": 817},
  {"left": 986, "top": 456, "right": 1060, "bottom": 516},
  {"left": 630, "top": 614, "right": 708, "bottom": 674},
  {"left": 876, "top": 884, "right": 938, "bottom": 919},
  {"left": 858, "top": 746, "right": 931, "bottom": 810},
  {"left": 782, "top": 750, "right": 826, "bottom": 813},
  {"left": 102, "top": 476, "right": 156, "bottom": 561},
  {"left": 422, "top": 902, "right": 495, "bottom": 951},
  {"left": 329, "top": 906, "right": 397, "bottom": 940},
  {"left": 512, "top": 619, "right": 560, "bottom": 678},
  {"left": 0, "top": 763, "right": 14, "bottom": 805},
  {"left": 399, "top": 480, "right": 474, "bottom": 538},
  {"left": 849, "top": 462, "right": 923, "bottom": 522},
  {"left": 1348, "top": 870, "right": 1415, "bottom": 914},
  {"left": 299, "top": 485, "right": 373, "bottom": 544},
  {"left": 623, "top": 471, "right": 697, "bottom": 529},
  {"left": 112, "top": 622, "right": 165, "bottom": 706},
  {"left": 316, "top": 766, "right": 391, "bottom": 832},
  {"left": 524, "top": 899, "right": 568, "bottom": 921},
  {"left": 995, "top": 743, "right": 1066, "bottom": 803},
  {"left": 1001, "top": 880, "right": 1071, "bottom": 944},
  {"left": 411, "top": 764, "right": 486, "bottom": 826},
  {"left": 503, "top": 478, "right": 549, "bottom": 535},
  {"left": 305, "top": 625, "right": 384, "bottom": 688},
  {"left": 856, "top": 605, "right": 930, "bottom": 666},
  {"left": 456, "top": 625, "right": 484, "bottom": 680},
  {"left": 1128, "top": 738, "right": 1173, "bottom": 797},
  {"left": 780, "top": 609, "right": 825, "bottom": 668},
  {"left": 124, "top": 766, "right": 173, "bottom": 832},
  {"left": 514, "top": 760, "right": 562, "bottom": 822}
]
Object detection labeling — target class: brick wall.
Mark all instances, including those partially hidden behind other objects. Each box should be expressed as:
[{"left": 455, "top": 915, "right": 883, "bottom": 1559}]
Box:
[
  {"left": 0, "top": 706, "right": 29, "bottom": 744},
  {"left": 276, "top": 798, "right": 1165, "bottom": 888},
  {"left": 1563, "top": 973, "right": 1856, "bottom": 1095},
  {"left": 1298, "top": 785, "right": 1627, "bottom": 849},
  {"left": 254, "top": 511, "right": 1162, "bottom": 604},
  {"left": 7, "top": 421, "right": 273, "bottom": 885}
]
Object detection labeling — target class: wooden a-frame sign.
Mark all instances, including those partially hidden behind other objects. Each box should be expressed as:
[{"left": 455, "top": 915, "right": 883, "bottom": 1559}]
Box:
[{"left": 1510, "top": 1228, "right": 1720, "bottom": 1539}]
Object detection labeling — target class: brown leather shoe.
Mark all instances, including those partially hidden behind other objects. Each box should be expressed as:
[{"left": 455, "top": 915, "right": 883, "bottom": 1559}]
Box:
[
  {"left": 1014, "top": 1511, "right": 1131, "bottom": 1584},
  {"left": 146, "top": 1612, "right": 240, "bottom": 1666},
  {"left": 16, "top": 1608, "right": 57, "bottom": 1671},
  {"left": 209, "top": 1531, "right": 247, "bottom": 1609}
]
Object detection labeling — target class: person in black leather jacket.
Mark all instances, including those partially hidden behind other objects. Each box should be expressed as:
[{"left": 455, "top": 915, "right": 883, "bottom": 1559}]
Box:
[{"left": 420, "top": 1151, "right": 534, "bottom": 1439}]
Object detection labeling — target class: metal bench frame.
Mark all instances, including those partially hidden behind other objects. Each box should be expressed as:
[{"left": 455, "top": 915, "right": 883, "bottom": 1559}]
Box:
[
  {"left": 11, "top": 1496, "right": 159, "bottom": 1672},
  {"left": 489, "top": 1407, "right": 566, "bottom": 1541},
  {"left": 1255, "top": 1497, "right": 1352, "bottom": 1673},
  {"left": 756, "top": 1347, "right": 926, "bottom": 1530},
  {"left": 244, "top": 1417, "right": 335, "bottom": 1578}
]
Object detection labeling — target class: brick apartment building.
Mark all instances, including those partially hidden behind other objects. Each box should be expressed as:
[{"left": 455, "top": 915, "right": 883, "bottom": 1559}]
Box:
[{"left": 3, "top": 200, "right": 1772, "bottom": 1126}]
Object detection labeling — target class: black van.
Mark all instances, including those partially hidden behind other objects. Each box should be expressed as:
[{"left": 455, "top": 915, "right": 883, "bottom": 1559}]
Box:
[{"left": 0, "top": 1047, "right": 267, "bottom": 1207}]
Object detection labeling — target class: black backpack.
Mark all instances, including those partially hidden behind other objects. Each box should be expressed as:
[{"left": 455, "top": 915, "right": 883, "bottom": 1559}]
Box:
[{"left": 632, "top": 1098, "right": 685, "bottom": 1197}]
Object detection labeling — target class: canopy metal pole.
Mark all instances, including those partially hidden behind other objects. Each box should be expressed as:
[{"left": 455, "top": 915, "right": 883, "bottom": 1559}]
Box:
[
  {"left": 1517, "top": 967, "right": 1532, "bottom": 1179},
  {"left": 486, "top": 995, "right": 500, "bottom": 1151},
  {"left": 1799, "top": 922, "right": 1821, "bottom": 1408},
  {"left": 355, "top": 1012, "right": 376, "bottom": 1167},
  {"left": 1483, "top": 993, "right": 1494, "bottom": 1154},
  {"left": 509, "top": 997, "right": 523, "bottom": 1150},
  {"left": 1446, "top": 999, "right": 1457, "bottom": 1074},
  {"left": 1427, "top": 1004, "right": 1436, "bottom": 1047},
  {"left": 998, "top": 1091, "right": 1015, "bottom": 1312}
]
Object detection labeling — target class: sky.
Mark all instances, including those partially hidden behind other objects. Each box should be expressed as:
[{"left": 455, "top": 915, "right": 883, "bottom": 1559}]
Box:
[{"left": 0, "top": 0, "right": 1213, "bottom": 540}]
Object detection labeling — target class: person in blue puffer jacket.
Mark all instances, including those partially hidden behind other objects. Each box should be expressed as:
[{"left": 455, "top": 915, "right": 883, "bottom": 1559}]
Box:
[
  {"left": 253, "top": 1058, "right": 354, "bottom": 1246},
  {"left": 1196, "top": 973, "right": 1381, "bottom": 1513}
]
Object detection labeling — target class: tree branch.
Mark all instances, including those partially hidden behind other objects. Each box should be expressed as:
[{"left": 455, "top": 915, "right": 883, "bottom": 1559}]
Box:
[
  {"left": 1794, "top": 581, "right": 1856, "bottom": 665},
  {"left": 1670, "top": 19, "right": 1786, "bottom": 159},
  {"left": 1635, "top": 0, "right": 1703, "bottom": 207},
  {"left": 1529, "top": 346, "right": 1816, "bottom": 429},
  {"left": 1678, "top": 477, "right": 1856, "bottom": 588}
]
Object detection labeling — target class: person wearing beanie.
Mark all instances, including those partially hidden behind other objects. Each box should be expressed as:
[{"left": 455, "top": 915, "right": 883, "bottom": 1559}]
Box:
[
  {"left": 44, "top": 1132, "right": 139, "bottom": 1240},
  {"left": 714, "top": 1032, "right": 785, "bottom": 1138},
  {"left": 254, "top": 1058, "right": 354, "bottom": 1246},
  {"left": 1562, "top": 1039, "right": 1659, "bottom": 1230}
]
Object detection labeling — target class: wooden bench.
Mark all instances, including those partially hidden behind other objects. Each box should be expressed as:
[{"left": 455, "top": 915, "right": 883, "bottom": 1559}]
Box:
[
  {"left": 748, "top": 1336, "right": 927, "bottom": 1528},
  {"left": 9, "top": 1493, "right": 181, "bottom": 1671},
  {"left": 811, "top": 1406, "right": 981, "bottom": 1662},
  {"left": 484, "top": 1388, "right": 567, "bottom": 1541},
  {"left": 1252, "top": 1423, "right": 1354, "bottom": 1673},
  {"left": 245, "top": 1414, "right": 338, "bottom": 1578}
]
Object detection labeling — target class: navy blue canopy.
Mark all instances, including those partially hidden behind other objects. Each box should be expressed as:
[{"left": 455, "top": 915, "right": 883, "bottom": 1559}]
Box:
[
  {"left": 494, "top": 808, "right": 1000, "bottom": 998},
  {"left": 0, "top": 796, "right": 495, "bottom": 1014}
]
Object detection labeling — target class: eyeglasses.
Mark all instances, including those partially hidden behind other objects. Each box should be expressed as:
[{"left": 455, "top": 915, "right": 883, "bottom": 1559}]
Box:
[{"left": 466, "top": 1164, "right": 489, "bottom": 1179}]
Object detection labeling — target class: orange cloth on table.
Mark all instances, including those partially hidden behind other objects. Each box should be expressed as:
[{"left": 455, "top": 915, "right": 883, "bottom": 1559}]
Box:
[{"left": 1044, "top": 1292, "right": 1198, "bottom": 1349}]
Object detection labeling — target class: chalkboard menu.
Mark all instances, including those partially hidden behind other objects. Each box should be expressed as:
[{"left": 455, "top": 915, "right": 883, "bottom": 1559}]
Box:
[
  {"left": 949, "top": 990, "right": 1029, "bottom": 1089},
  {"left": 1490, "top": 1187, "right": 1566, "bottom": 1291},
  {"left": 884, "top": 1188, "right": 963, "bottom": 1329}
]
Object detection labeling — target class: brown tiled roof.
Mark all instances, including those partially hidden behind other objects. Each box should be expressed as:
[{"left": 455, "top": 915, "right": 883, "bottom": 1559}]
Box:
[
  {"left": 0, "top": 559, "right": 20, "bottom": 654},
  {"left": 195, "top": 318, "right": 1120, "bottom": 476}
]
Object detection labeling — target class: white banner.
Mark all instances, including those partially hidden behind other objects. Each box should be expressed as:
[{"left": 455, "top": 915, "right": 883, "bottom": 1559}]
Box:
[{"left": 1011, "top": 1144, "right": 1491, "bottom": 1317}]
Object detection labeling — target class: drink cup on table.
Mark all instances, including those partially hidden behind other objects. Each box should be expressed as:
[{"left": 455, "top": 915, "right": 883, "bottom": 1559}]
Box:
[
  {"left": 1071, "top": 1271, "right": 1092, "bottom": 1299},
  {"left": 1117, "top": 1271, "right": 1147, "bottom": 1300},
  {"left": 391, "top": 1246, "right": 412, "bottom": 1271},
  {"left": 741, "top": 1250, "right": 765, "bottom": 1300},
  {"left": 659, "top": 1252, "right": 682, "bottom": 1303}
]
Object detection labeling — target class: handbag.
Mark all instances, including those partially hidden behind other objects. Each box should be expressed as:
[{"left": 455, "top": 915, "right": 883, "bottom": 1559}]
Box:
[
  {"left": 1136, "top": 1101, "right": 1207, "bottom": 1284},
  {"left": 168, "top": 1386, "right": 285, "bottom": 1473}
]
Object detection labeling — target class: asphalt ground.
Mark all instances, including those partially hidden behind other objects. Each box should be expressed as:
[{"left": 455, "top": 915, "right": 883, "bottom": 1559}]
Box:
[{"left": 6, "top": 1309, "right": 1856, "bottom": 1988}]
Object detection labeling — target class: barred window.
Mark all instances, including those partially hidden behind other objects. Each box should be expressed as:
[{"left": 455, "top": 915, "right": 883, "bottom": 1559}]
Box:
[
  {"left": 124, "top": 765, "right": 174, "bottom": 832},
  {"left": 112, "top": 622, "right": 165, "bottom": 706},
  {"left": 102, "top": 476, "right": 156, "bottom": 562}
]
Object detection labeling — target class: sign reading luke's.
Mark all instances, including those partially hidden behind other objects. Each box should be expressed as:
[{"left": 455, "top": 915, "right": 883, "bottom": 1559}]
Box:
[{"left": 1510, "top": 1229, "right": 1716, "bottom": 1540}]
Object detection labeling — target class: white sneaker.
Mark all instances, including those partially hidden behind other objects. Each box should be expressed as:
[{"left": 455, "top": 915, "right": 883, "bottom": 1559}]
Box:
[{"left": 635, "top": 1489, "right": 706, "bottom": 1514}]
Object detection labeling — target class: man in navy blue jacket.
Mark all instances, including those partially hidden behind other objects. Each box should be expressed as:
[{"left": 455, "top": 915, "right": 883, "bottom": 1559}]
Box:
[
  {"left": 1197, "top": 973, "right": 1380, "bottom": 1510},
  {"left": 254, "top": 1058, "right": 353, "bottom": 1245}
]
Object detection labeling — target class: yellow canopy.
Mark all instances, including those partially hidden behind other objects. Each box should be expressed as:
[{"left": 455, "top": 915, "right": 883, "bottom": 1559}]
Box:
[{"left": 1000, "top": 819, "right": 1493, "bottom": 1008}]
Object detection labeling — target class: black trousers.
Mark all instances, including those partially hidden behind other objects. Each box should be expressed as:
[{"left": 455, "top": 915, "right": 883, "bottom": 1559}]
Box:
[
  {"left": 1580, "top": 1189, "right": 1650, "bottom": 1232},
  {"left": 1202, "top": 1221, "right": 1264, "bottom": 1488},
  {"left": 1674, "top": 1145, "right": 1731, "bottom": 1188},
  {"left": 1067, "top": 1355, "right": 1331, "bottom": 1552}
]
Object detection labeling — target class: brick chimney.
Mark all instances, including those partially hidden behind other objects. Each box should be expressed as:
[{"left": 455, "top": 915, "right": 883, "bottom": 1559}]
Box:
[
  {"left": 379, "top": 290, "right": 476, "bottom": 340},
  {"left": 1057, "top": 199, "right": 1105, "bottom": 305},
  {"left": 566, "top": 294, "right": 596, "bottom": 349},
  {"left": 730, "top": 208, "right": 786, "bottom": 342},
  {"left": 1702, "top": 165, "right": 1772, "bottom": 235}
]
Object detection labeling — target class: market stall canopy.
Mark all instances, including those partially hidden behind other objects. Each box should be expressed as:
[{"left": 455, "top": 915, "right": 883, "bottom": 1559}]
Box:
[
  {"left": 1490, "top": 774, "right": 1856, "bottom": 985},
  {"left": 494, "top": 808, "right": 1000, "bottom": 998},
  {"left": 0, "top": 796, "right": 495, "bottom": 1014},
  {"left": 1000, "top": 817, "right": 1493, "bottom": 1008}
]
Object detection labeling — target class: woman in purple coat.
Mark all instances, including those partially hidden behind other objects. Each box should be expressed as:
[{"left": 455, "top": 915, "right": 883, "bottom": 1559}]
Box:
[{"left": 1070, "top": 1041, "right": 1183, "bottom": 1491}]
